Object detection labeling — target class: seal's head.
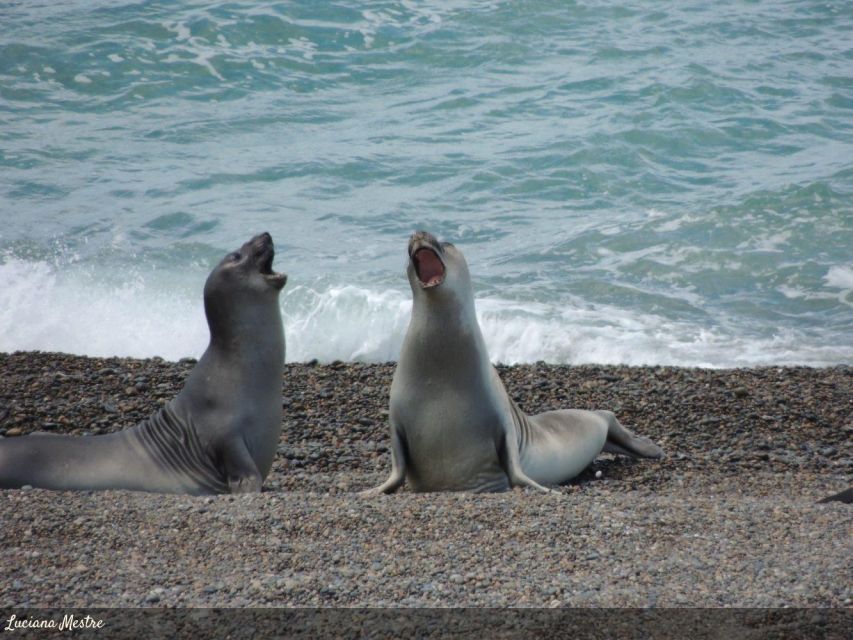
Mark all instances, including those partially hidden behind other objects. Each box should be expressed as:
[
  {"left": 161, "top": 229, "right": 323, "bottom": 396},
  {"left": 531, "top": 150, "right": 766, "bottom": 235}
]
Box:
[
  {"left": 407, "top": 231, "right": 472, "bottom": 307},
  {"left": 203, "top": 233, "right": 287, "bottom": 341},
  {"left": 205, "top": 232, "right": 287, "bottom": 298}
]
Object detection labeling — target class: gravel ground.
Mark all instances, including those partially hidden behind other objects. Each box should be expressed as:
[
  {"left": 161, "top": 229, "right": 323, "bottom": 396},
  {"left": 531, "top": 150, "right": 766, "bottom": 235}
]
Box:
[{"left": 0, "top": 351, "right": 850, "bottom": 608}]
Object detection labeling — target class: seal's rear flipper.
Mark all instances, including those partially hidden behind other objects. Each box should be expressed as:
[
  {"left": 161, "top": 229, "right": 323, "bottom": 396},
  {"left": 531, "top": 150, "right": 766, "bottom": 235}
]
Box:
[
  {"left": 223, "top": 437, "right": 264, "bottom": 494},
  {"left": 596, "top": 410, "right": 664, "bottom": 459},
  {"left": 819, "top": 487, "right": 852, "bottom": 504}
]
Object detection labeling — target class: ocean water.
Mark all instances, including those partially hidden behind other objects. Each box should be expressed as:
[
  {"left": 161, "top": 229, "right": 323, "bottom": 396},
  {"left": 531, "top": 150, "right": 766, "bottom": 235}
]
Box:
[{"left": 0, "top": 0, "right": 851, "bottom": 367}]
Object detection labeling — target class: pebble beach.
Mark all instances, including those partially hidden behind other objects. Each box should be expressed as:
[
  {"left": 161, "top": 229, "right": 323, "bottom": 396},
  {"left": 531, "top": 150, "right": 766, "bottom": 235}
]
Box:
[{"left": 0, "top": 351, "right": 850, "bottom": 609}]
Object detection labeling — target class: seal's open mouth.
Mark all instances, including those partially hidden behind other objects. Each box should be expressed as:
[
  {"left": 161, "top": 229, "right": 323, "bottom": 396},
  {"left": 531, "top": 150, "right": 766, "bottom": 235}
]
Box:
[
  {"left": 252, "top": 233, "right": 287, "bottom": 290},
  {"left": 258, "top": 246, "right": 275, "bottom": 275},
  {"left": 413, "top": 246, "right": 445, "bottom": 288}
]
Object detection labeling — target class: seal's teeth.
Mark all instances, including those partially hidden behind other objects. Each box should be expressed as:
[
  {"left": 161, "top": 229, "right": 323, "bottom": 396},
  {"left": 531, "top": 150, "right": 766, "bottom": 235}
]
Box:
[{"left": 264, "top": 271, "right": 287, "bottom": 290}]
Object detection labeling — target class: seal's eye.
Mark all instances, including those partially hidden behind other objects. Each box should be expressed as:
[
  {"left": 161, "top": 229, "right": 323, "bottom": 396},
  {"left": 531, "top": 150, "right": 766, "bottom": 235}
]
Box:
[{"left": 230, "top": 252, "right": 242, "bottom": 262}]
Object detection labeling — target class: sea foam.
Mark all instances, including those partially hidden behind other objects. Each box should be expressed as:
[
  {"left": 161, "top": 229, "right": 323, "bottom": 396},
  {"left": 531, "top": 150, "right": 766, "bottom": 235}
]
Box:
[
  {"left": 2, "top": 258, "right": 849, "bottom": 368},
  {"left": 0, "top": 258, "right": 207, "bottom": 360}
]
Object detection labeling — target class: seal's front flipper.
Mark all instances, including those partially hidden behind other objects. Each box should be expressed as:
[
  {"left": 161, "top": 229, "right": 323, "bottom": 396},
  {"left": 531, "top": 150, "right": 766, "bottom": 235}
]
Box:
[
  {"left": 222, "top": 438, "right": 263, "bottom": 494},
  {"left": 510, "top": 471, "right": 561, "bottom": 495},
  {"left": 598, "top": 410, "right": 664, "bottom": 459},
  {"left": 360, "top": 422, "right": 407, "bottom": 496}
]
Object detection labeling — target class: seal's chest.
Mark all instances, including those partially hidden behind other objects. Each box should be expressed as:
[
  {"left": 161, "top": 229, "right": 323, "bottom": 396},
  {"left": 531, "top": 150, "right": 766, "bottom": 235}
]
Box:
[
  {"left": 404, "top": 395, "right": 503, "bottom": 465},
  {"left": 403, "top": 404, "right": 508, "bottom": 493}
]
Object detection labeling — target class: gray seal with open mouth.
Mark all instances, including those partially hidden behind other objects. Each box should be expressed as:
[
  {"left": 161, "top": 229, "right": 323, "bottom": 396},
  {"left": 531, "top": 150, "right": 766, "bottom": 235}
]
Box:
[
  {"left": 362, "top": 230, "right": 663, "bottom": 495},
  {"left": 0, "top": 233, "right": 286, "bottom": 495}
]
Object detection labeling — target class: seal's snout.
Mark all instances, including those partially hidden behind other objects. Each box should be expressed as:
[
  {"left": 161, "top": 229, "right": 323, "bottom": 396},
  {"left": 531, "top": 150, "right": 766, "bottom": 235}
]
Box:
[
  {"left": 409, "top": 230, "right": 446, "bottom": 289},
  {"left": 251, "top": 231, "right": 273, "bottom": 253},
  {"left": 408, "top": 230, "right": 439, "bottom": 255}
]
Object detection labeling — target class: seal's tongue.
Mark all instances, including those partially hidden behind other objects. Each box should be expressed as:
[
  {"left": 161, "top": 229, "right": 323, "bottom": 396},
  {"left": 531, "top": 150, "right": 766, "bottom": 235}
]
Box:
[{"left": 414, "top": 248, "right": 444, "bottom": 287}]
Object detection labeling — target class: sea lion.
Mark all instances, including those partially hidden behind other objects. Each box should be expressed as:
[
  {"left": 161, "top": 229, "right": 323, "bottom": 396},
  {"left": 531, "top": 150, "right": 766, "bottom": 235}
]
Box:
[
  {"left": 362, "top": 231, "right": 663, "bottom": 495},
  {"left": 0, "top": 233, "right": 286, "bottom": 495}
]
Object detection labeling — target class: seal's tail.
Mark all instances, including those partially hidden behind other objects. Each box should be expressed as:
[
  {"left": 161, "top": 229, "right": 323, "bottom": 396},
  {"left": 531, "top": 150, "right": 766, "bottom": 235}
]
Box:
[
  {"left": 0, "top": 432, "right": 130, "bottom": 490},
  {"left": 0, "top": 430, "right": 180, "bottom": 493},
  {"left": 597, "top": 410, "right": 665, "bottom": 459}
]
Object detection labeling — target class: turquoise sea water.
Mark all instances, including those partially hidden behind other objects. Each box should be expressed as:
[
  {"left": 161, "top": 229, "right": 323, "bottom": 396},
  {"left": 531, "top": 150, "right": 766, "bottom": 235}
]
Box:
[{"left": 0, "top": 0, "right": 851, "bottom": 366}]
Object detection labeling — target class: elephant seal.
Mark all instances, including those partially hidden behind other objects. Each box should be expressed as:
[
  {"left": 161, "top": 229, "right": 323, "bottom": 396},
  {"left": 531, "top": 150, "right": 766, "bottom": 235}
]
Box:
[
  {"left": 362, "top": 231, "right": 663, "bottom": 495},
  {"left": 0, "top": 233, "right": 286, "bottom": 495}
]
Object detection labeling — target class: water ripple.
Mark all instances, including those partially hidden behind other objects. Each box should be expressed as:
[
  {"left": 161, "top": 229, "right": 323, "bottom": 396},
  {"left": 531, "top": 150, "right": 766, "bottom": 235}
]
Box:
[{"left": 0, "top": 0, "right": 850, "bottom": 364}]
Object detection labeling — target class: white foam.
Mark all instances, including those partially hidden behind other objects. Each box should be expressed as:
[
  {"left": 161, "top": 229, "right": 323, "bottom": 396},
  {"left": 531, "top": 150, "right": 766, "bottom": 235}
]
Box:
[
  {"left": 283, "top": 284, "right": 410, "bottom": 362},
  {"left": 824, "top": 264, "right": 853, "bottom": 290},
  {"left": 160, "top": 19, "right": 225, "bottom": 81},
  {"left": 287, "top": 37, "right": 317, "bottom": 61},
  {"left": 736, "top": 230, "right": 792, "bottom": 253},
  {"left": 0, "top": 258, "right": 207, "bottom": 360},
  {"left": 164, "top": 21, "right": 191, "bottom": 42},
  {"left": 0, "top": 259, "right": 850, "bottom": 367},
  {"left": 822, "top": 264, "right": 853, "bottom": 307}
]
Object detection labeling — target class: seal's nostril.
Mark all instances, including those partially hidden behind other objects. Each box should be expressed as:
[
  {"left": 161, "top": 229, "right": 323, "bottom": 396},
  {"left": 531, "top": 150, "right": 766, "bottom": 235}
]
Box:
[
  {"left": 408, "top": 230, "right": 440, "bottom": 256},
  {"left": 251, "top": 232, "right": 273, "bottom": 248}
]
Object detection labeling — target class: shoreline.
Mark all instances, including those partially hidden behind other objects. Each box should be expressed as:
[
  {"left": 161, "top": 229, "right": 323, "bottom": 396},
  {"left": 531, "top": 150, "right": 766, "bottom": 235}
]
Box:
[{"left": 0, "top": 350, "right": 850, "bottom": 607}]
